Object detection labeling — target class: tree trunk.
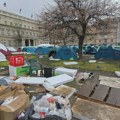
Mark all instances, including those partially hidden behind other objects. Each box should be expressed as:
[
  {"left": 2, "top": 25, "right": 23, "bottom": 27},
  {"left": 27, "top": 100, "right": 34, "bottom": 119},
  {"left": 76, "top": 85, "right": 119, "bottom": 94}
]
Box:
[
  {"left": 78, "top": 35, "right": 84, "bottom": 59},
  {"left": 63, "top": 39, "right": 66, "bottom": 46}
]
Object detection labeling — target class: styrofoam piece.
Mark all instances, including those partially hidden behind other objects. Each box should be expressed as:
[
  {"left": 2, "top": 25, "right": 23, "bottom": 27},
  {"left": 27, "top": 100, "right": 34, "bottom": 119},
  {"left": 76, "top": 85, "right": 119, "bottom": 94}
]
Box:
[
  {"left": 88, "top": 60, "right": 96, "bottom": 63},
  {"left": 14, "top": 77, "right": 46, "bottom": 84},
  {"left": 46, "top": 74, "right": 74, "bottom": 87},
  {"left": 55, "top": 67, "right": 77, "bottom": 77},
  {"left": 115, "top": 71, "right": 120, "bottom": 77},
  {"left": 49, "top": 58, "right": 61, "bottom": 61},
  {"left": 63, "top": 62, "right": 78, "bottom": 65},
  {"left": 42, "top": 81, "right": 55, "bottom": 91}
]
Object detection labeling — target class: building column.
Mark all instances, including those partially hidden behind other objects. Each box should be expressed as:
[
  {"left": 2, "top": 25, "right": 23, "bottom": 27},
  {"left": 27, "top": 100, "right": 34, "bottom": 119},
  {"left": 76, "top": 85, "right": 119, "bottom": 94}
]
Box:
[{"left": 22, "top": 38, "right": 25, "bottom": 46}]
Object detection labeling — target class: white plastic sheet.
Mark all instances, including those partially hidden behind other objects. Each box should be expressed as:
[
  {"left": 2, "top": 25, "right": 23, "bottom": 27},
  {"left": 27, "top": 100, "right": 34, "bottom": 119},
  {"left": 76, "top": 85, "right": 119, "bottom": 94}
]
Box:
[
  {"left": 46, "top": 74, "right": 74, "bottom": 87},
  {"left": 15, "top": 77, "right": 46, "bottom": 84},
  {"left": 55, "top": 67, "right": 77, "bottom": 77}
]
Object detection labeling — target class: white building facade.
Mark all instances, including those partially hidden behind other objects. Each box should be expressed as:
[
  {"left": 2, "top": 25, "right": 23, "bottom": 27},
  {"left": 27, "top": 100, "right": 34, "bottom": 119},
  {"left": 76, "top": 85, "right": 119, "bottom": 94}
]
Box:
[{"left": 0, "top": 10, "right": 47, "bottom": 48}]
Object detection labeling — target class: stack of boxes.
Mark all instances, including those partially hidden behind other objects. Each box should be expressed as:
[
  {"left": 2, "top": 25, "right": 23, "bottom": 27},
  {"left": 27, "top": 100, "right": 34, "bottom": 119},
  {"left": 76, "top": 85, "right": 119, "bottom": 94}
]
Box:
[{"left": 9, "top": 55, "right": 30, "bottom": 76}]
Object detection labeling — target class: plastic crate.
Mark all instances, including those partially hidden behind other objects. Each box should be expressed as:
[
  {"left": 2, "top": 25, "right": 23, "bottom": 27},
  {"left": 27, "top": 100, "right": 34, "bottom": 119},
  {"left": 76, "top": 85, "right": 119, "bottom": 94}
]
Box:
[{"left": 9, "top": 55, "right": 24, "bottom": 67}]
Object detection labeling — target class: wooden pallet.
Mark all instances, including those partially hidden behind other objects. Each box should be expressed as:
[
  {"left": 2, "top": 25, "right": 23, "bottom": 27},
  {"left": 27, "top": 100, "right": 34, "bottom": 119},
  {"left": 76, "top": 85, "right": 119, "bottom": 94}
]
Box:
[{"left": 75, "top": 81, "right": 120, "bottom": 108}]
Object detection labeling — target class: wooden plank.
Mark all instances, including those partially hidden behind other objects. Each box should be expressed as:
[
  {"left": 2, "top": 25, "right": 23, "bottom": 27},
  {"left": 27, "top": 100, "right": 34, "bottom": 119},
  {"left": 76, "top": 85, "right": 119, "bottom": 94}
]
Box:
[
  {"left": 106, "top": 87, "right": 120, "bottom": 106},
  {"left": 77, "top": 82, "right": 97, "bottom": 97},
  {"left": 91, "top": 84, "right": 109, "bottom": 101}
]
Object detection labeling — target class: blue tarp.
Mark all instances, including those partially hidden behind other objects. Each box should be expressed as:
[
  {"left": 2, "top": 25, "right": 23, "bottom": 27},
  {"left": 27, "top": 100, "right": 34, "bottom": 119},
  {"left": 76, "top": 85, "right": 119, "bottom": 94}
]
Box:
[{"left": 55, "top": 46, "right": 78, "bottom": 60}]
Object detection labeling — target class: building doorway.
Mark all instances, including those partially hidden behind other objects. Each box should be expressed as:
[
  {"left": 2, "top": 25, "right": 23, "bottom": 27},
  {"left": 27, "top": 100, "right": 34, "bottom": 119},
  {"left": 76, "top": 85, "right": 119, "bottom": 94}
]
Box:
[
  {"left": 30, "top": 39, "right": 33, "bottom": 46},
  {"left": 25, "top": 39, "right": 29, "bottom": 46}
]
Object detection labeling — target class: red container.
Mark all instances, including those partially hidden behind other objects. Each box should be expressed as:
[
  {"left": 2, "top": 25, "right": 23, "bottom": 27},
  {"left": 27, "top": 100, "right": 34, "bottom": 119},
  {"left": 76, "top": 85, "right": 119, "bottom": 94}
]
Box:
[{"left": 9, "top": 55, "right": 24, "bottom": 66}]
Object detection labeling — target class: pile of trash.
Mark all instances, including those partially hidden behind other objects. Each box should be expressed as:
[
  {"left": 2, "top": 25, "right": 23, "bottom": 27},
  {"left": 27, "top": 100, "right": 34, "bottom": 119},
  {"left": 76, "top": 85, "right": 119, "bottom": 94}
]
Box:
[
  {"left": 75, "top": 72, "right": 94, "bottom": 85},
  {"left": 26, "top": 93, "right": 72, "bottom": 120},
  {"left": 0, "top": 66, "right": 95, "bottom": 120}
]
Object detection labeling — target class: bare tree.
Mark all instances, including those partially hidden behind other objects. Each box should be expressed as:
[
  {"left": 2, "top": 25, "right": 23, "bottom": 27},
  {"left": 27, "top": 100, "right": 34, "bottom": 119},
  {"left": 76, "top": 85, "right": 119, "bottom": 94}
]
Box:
[{"left": 39, "top": 0, "right": 120, "bottom": 59}]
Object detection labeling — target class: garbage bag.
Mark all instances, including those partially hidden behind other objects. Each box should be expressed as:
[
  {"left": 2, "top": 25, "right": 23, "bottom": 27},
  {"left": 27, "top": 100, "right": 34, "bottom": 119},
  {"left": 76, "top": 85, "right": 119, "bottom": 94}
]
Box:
[
  {"left": 43, "top": 115, "right": 64, "bottom": 120},
  {"left": 24, "top": 94, "right": 67, "bottom": 120}
]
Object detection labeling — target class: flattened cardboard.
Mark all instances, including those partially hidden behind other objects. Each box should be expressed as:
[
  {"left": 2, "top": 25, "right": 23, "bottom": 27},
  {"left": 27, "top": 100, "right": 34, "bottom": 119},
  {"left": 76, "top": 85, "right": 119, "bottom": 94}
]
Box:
[
  {"left": 0, "top": 90, "right": 29, "bottom": 120},
  {"left": 51, "top": 85, "right": 76, "bottom": 99}
]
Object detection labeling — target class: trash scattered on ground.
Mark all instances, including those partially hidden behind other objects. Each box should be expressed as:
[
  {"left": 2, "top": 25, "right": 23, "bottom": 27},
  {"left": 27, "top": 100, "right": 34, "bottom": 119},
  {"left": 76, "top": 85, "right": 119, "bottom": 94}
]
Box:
[
  {"left": 26, "top": 93, "right": 72, "bottom": 120},
  {"left": 75, "top": 72, "right": 94, "bottom": 85},
  {"left": 0, "top": 77, "right": 13, "bottom": 86},
  {"left": 50, "top": 85, "right": 76, "bottom": 99},
  {"left": 14, "top": 77, "right": 46, "bottom": 84},
  {"left": 0, "top": 88, "right": 29, "bottom": 120},
  {"left": 88, "top": 60, "right": 96, "bottom": 63},
  {"left": 63, "top": 62, "right": 78, "bottom": 65},
  {"left": 115, "top": 71, "right": 120, "bottom": 77},
  {"left": 46, "top": 74, "right": 74, "bottom": 87},
  {"left": 42, "top": 81, "right": 55, "bottom": 91},
  {"left": 55, "top": 67, "right": 77, "bottom": 77},
  {"left": 25, "top": 84, "right": 47, "bottom": 97},
  {"left": 49, "top": 58, "right": 61, "bottom": 61}
]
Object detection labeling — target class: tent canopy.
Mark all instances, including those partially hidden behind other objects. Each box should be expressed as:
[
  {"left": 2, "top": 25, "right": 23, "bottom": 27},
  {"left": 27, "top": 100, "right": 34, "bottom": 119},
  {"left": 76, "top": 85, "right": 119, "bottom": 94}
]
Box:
[
  {"left": 94, "top": 45, "right": 120, "bottom": 60},
  {"left": 35, "top": 46, "right": 54, "bottom": 55},
  {"left": 0, "top": 43, "right": 11, "bottom": 56},
  {"left": 54, "top": 46, "right": 78, "bottom": 60},
  {"left": 22, "top": 46, "right": 36, "bottom": 53}
]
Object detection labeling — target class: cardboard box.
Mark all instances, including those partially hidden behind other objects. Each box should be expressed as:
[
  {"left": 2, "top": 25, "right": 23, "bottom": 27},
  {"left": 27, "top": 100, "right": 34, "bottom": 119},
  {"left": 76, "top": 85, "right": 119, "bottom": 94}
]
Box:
[
  {"left": 0, "top": 86, "right": 11, "bottom": 96},
  {"left": 9, "top": 65, "right": 30, "bottom": 76},
  {"left": 0, "top": 90, "right": 29, "bottom": 120},
  {"left": 50, "top": 85, "right": 76, "bottom": 99}
]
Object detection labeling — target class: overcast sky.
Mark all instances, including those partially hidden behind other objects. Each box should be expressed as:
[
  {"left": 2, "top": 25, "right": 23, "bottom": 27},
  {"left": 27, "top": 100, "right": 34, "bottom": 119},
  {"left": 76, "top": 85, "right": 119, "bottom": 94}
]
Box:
[{"left": 0, "top": 0, "right": 55, "bottom": 18}]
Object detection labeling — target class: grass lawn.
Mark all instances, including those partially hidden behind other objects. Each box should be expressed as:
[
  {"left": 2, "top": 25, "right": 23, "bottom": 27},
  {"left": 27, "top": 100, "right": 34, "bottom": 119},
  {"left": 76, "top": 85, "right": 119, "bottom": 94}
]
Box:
[
  {"left": 40, "top": 57, "right": 120, "bottom": 72},
  {"left": 0, "top": 55, "right": 119, "bottom": 91},
  {"left": 0, "top": 55, "right": 120, "bottom": 73}
]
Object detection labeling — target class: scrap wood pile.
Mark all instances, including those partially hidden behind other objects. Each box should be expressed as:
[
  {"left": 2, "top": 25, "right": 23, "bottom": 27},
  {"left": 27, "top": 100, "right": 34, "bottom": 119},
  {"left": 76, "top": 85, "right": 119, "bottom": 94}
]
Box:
[{"left": 73, "top": 75, "right": 120, "bottom": 120}]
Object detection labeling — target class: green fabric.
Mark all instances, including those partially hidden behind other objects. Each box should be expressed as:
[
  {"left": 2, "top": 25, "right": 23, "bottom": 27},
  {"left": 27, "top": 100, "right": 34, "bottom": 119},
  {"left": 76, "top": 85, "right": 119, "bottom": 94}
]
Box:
[{"left": 16, "top": 66, "right": 30, "bottom": 76}]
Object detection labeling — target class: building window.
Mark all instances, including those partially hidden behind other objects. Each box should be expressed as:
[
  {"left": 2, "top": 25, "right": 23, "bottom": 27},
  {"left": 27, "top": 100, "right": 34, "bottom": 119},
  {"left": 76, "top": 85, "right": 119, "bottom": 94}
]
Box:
[
  {"left": 24, "top": 25, "right": 26, "bottom": 28},
  {"left": 12, "top": 30, "right": 15, "bottom": 35},
  {"left": 10, "top": 22, "right": 13, "bottom": 26},
  {"left": 4, "top": 21, "right": 7, "bottom": 25},
  {"left": 0, "top": 28, "right": 4, "bottom": 31},
  {"left": 21, "top": 31, "right": 24, "bottom": 35},
  {"left": 19, "top": 24, "right": 22, "bottom": 27},
  {"left": 15, "top": 23, "right": 18, "bottom": 27}
]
